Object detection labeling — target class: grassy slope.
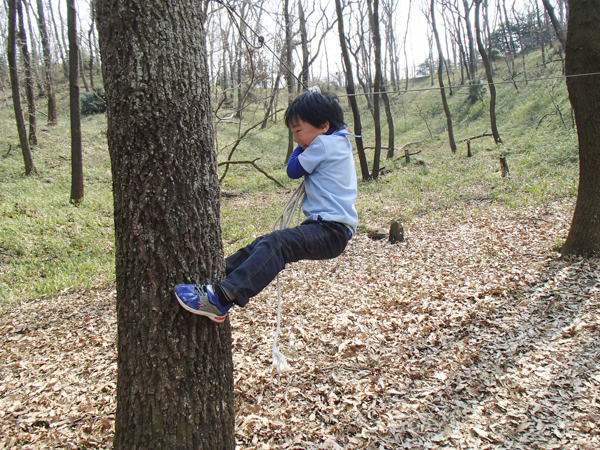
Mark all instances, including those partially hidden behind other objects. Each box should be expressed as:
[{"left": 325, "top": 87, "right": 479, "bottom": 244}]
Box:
[{"left": 0, "top": 50, "right": 578, "bottom": 303}]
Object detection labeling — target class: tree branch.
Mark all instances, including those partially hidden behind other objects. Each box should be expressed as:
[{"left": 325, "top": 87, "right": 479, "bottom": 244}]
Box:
[{"left": 218, "top": 158, "right": 285, "bottom": 188}]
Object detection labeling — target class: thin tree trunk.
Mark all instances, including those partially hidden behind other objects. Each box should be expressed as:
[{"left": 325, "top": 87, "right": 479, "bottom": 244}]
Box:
[
  {"left": 335, "top": 0, "right": 369, "bottom": 181},
  {"left": 78, "top": 40, "right": 90, "bottom": 92},
  {"left": 36, "top": 0, "right": 58, "bottom": 124},
  {"left": 298, "top": 1, "right": 309, "bottom": 90},
  {"left": 48, "top": 0, "right": 69, "bottom": 79},
  {"left": 382, "top": 88, "right": 394, "bottom": 159},
  {"left": 475, "top": 0, "right": 501, "bottom": 144},
  {"left": 512, "top": 2, "right": 528, "bottom": 86},
  {"left": 535, "top": 0, "right": 547, "bottom": 66},
  {"left": 8, "top": 0, "right": 37, "bottom": 175},
  {"left": 24, "top": 0, "right": 44, "bottom": 96},
  {"left": 431, "top": 0, "right": 456, "bottom": 153},
  {"left": 284, "top": 0, "right": 295, "bottom": 162},
  {"left": 88, "top": 0, "right": 96, "bottom": 88},
  {"left": 462, "top": 0, "right": 477, "bottom": 78},
  {"left": 403, "top": 0, "right": 413, "bottom": 91},
  {"left": 97, "top": 0, "right": 236, "bottom": 446},
  {"left": 16, "top": 0, "right": 37, "bottom": 146},
  {"left": 367, "top": 0, "right": 382, "bottom": 180},
  {"left": 561, "top": 0, "right": 600, "bottom": 255},
  {"left": 57, "top": 0, "right": 70, "bottom": 75},
  {"left": 68, "top": 0, "right": 83, "bottom": 203},
  {"left": 541, "top": 0, "right": 566, "bottom": 51}
]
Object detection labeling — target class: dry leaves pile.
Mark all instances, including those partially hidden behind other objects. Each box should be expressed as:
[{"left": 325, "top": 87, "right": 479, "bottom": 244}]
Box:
[{"left": 1, "top": 198, "right": 599, "bottom": 449}]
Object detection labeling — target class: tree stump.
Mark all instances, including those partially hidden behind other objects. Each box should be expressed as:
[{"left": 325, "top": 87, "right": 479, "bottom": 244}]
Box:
[
  {"left": 389, "top": 221, "right": 404, "bottom": 244},
  {"left": 499, "top": 156, "right": 509, "bottom": 177}
]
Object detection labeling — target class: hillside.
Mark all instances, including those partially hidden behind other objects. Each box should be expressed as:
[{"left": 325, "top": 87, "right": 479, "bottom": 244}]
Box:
[{"left": 2, "top": 50, "right": 598, "bottom": 450}]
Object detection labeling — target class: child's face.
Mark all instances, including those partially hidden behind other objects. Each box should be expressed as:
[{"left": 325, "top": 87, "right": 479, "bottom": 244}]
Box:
[{"left": 290, "top": 119, "right": 330, "bottom": 149}]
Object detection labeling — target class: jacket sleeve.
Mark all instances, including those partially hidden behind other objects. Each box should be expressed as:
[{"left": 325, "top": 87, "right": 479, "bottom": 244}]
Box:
[{"left": 286, "top": 145, "right": 309, "bottom": 179}]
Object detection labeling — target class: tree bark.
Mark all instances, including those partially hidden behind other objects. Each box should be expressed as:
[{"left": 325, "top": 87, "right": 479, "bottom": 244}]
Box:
[
  {"left": 88, "top": 0, "right": 96, "bottom": 89},
  {"left": 475, "top": 0, "right": 502, "bottom": 144},
  {"left": 16, "top": 0, "right": 37, "bottom": 146},
  {"left": 48, "top": 0, "right": 69, "bottom": 79},
  {"left": 462, "top": 0, "right": 477, "bottom": 79},
  {"left": 561, "top": 0, "right": 600, "bottom": 256},
  {"left": 335, "top": 0, "right": 370, "bottom": 181},
  {"left": 284, "top": 0, "right": 295, "bottom": 162},
  {"left": 367, "top": 0, "right": 382, "bottom": 180},
  {"left": 8, "top": 0, "right": 37, "bottom": 175},
  {"left": 97, "top": 0, "right": 236, "bottom": 447},
  {"left": 68, "top": 0, "right": 83, "bottom": 203},
  {"left": 298, "top": 1, "right": 309, "bottom": 90},
  {"left": 36, "top": 0, "right": 58, "bottom": 124},
  {"left": 541, "top": 0, "right": 566, "bottom": 51},
  {"left": 431, "top": 0, "right": 456, "bottom": 153}
]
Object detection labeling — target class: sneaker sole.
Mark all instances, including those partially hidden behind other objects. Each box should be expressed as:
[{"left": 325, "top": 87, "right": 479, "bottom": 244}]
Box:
[{"left": 175, "top": 293, "right": 227, "bottom": 323}]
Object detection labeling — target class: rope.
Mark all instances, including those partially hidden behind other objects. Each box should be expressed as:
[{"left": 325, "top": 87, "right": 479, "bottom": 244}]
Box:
[{"left": 271, "top": 181, "right": 306, "bottom": 373}]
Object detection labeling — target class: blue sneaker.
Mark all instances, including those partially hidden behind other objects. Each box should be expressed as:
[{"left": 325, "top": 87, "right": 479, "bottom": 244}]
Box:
[{"left": 175, "top": 284, "right": 231, "bottom": 323}]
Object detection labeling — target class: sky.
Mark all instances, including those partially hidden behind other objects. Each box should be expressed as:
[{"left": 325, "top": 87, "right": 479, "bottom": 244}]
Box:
[{"left": 69, "top": 0, "right": 534, "bottom": 82}]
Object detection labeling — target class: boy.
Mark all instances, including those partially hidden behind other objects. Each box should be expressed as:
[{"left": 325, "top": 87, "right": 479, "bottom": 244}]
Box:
[{"left": 175, "top": 91, "right": 358, "bottom": 322}]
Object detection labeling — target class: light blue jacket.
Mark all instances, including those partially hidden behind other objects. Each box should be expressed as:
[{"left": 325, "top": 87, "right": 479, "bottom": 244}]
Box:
[{"left": 286, "top": 127, "right": 358, "bottom": 234}]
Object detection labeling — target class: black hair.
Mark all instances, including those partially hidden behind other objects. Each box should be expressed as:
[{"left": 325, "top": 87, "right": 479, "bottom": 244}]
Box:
[{"left": 284, "top": 91, "right": 345, "bottom": 131}]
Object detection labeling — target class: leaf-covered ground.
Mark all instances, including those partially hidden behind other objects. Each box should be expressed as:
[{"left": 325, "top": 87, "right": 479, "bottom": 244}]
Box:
[{"left": 1, "top": 199, "right": 598, "bottom": 449}]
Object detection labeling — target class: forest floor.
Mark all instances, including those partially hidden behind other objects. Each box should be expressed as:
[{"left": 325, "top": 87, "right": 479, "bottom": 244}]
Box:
[{"left": 1, "top": 198, "right": 599, "bottom": 449}]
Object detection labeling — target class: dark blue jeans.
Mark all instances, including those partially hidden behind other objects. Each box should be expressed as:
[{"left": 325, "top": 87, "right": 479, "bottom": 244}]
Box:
[{"left": 220, "top": 219, "right": 351, "bottom": 306}]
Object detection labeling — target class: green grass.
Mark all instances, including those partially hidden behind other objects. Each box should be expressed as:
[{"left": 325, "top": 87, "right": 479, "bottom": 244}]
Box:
[{"left": 0, "top": 50, "right": 579, "bottom": 304}]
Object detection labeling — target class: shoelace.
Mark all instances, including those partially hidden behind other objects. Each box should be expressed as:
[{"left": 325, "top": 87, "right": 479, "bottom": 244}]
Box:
[{"left": 271, "top": 181, "right": 305, "bottom": 373}]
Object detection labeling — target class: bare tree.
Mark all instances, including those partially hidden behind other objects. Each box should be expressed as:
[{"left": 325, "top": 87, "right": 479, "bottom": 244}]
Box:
[
  {"left": 297, "top": 0, "right": 336, "bottom": 91},
  {"left": 402, "top": 0, "right": 413, "bottom": 91},
  {"left": 367, "top": 0, "right": 382, "bottom": 179},
  {"left": 431, "top": 0, "right": 456, "bottom": 153},
  {"left": 541, "top": 0, "right": 565, "bottom": 51},
  {"left": 16, "top": 0, "right": 37, "bottom": 146},
  {"left": 36, "top": 0, "right": 58, "bottom": 124},
  {"left": 8, "top": 0, "right": 37, "bottom": 174},
  {"left": 475, "top": 0, "right": 501, "bottom": 144},
  {"left": 47, "top": 0, "right": 69, "bottom": 79},
  {"left": 68, "top": 0, "right": 83, "bottom": 203},
  {"left": 284, "top": 0, "right": 295, "bottom": 161},
  {"left": 88, "top": 0, "right": 96, "bottom": 88},
  {"left": 335, "top": 0, "right": 370, "bottom": 181}
]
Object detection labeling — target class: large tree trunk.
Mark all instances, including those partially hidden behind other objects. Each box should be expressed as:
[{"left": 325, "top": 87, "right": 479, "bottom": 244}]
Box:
[
  {"left": 96, "top": 0, "right": 235, "bottom": 448},
  {"left": 36, "top": 0, "right": 58, "bottom": 125},
  {"left": 16, "top": 0, "right": 37, "bottom": 146},
  {"left": 68, "top": 0, "right": 83, "bottom": 204},
  {"left": 561, "top": 0, "right": 600, "bottom": 256},
  {"left": 475, "top": 0, "right": 502, "bottom": 144},
  {"left": 8, "top": 0, "right": 37, "bottom": 175},
  {"left": 431, "top": 0, "right": 456, "bottom": 153},
  {"left": 335, "top": 0, "right": 370, "bottom": 181}
]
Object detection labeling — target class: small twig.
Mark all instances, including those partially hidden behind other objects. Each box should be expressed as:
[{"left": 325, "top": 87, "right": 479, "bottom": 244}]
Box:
[
  {"left": 4, "top": 144, "right": 12, "bottom": 158},
  {"left": 218, "top": 158, "right": 285, "bottom": 188}
]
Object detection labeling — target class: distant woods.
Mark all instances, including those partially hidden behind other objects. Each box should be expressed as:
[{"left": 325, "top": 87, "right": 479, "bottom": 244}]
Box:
[
  {"left": 2, "top": 0, "right": 568, "bottom": 180},
  {"left": 206, "top": 0, "right": 567, "bottom": 180}
]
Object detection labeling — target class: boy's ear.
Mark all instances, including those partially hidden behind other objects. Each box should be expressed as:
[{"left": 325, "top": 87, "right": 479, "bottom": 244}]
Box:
[{"left": 320, "top": 121, "right": 330, "bottom": 132}]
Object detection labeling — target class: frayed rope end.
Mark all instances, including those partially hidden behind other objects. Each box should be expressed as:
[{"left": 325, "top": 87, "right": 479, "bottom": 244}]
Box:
[{"left": 272, "top": 347, "right": 291, "bottom": 374}]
